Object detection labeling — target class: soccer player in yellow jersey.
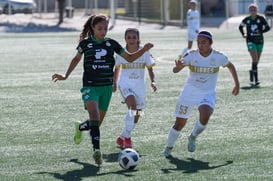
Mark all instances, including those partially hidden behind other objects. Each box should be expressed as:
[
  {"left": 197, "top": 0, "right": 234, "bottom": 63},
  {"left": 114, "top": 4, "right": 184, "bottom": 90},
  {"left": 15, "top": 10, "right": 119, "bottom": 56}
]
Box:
[
  {"left": 162, "top": 31, "right": 240, "bottom": 157},
  {"left": 113, "top": 28, "right": 157, "bottom": 149}
]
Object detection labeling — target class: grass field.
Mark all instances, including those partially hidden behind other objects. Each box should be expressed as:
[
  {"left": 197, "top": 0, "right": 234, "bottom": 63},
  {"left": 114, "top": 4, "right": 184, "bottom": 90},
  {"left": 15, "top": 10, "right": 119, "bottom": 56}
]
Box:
[{"left": 0, "top": 27, "right": 273, "bottom": 181}]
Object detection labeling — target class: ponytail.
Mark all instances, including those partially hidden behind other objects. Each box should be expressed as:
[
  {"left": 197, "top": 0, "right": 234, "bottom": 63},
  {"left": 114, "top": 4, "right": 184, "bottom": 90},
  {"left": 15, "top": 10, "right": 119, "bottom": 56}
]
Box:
[{"left": 79, "top": 14, "right": 109, "bottom": 41}]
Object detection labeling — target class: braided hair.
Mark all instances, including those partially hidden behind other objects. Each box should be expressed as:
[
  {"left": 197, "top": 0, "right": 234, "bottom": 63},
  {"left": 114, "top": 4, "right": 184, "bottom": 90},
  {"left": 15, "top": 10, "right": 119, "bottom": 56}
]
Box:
[{"left": 79, "top": 14, "right": 109, "bottom": 41}]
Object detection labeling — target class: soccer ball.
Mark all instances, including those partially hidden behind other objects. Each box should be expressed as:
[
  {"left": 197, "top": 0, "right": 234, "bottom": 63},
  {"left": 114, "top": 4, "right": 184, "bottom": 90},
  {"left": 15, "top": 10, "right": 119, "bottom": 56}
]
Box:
[{"left": 118, "top": 148, "right": 140, "bottom": 170}]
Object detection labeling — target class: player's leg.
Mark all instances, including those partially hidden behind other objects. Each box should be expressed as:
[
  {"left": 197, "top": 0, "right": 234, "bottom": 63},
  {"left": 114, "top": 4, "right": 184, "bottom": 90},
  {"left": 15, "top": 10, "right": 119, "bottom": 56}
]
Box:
[
  {"left": 188, "top": 103, "right": 213, "bottom": 152},
  {"left": 134, "top": 110, "right": 142, "bottom": 124},
  {"left": 247, "top": 42, "right": 259, "bottom": 85},
  {"left": 162, "top": 117, "right": 188, "bottom": 157},
  {"left": 181, "top": 31, "right": 194, "bottom": 56},
  {"left": 162, "top": 93, "right": 194, "bottom": 157},
  {"left": 118, "top": 95, "right": 137, "bottom": 148},
  {"left": 254, "top": 44, "right": 264, "bottom": 85}
]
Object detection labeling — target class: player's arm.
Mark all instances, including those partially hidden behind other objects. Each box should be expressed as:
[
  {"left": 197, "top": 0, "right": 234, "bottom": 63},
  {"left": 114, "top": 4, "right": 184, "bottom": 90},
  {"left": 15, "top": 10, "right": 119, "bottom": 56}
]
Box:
[
  {"left": 52, "top": 53, "right": 82, "bottom": 82},
  {"left": 113, "top": 65, "right": 120, "bottom": 92},
  {"left": 238, "top": 19, "right": 246, "bottom": 38},
  {"left": 120, "top": 43, "right": 154, "bottom": 63},
  {"left": 173, "top": 59, "right": 186, "bottom": 73},
  {"left": 262, "top": 18, "right": 271, "bottom": 33},
  {"left": 226, "top": 62, "right": 240, "bottom": 96},
  {"left": 147, "top": 67, "right": 157, "bottom": 92}
]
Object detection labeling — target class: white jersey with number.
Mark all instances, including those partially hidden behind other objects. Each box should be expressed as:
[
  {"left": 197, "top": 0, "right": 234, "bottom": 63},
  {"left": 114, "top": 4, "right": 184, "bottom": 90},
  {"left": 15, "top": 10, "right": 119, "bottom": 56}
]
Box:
[
  {"left": 182, "top": 49, "right": 229, "bottom": 94},
  {"left": 115, "top": 48, "right": 155, "bottom": 97},
  {"left": 174, "top": 49, "right": 229, "bottom": 118},
  {"left": 187, "top": 9, "right": 200, "bottom": 32}
]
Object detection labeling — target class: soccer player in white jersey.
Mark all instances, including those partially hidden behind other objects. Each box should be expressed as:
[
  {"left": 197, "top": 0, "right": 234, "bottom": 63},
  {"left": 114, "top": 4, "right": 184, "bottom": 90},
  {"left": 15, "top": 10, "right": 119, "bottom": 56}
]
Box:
[
  {"left": 113, "top": 28, "right": 157, "bottom": 149},
  {"left": 181, "top": 0, "right": 200, "bottom": 56},
  {"left": 162, "top": 31, "right": 240, "bottom": 157}
]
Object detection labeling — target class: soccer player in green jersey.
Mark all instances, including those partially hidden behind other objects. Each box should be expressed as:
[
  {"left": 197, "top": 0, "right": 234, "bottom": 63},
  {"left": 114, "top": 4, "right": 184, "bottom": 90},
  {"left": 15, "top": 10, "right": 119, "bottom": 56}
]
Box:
[
  {"left": 239, "top": 3, "right": 270, "bottom": 86},
  {"left": 52, "top": 14, "right": 153, "bottom": 165}
]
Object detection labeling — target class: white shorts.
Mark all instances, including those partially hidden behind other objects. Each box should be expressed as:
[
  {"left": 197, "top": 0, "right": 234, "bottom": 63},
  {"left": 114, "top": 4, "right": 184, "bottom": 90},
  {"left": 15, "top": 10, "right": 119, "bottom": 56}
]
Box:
[
  {"left": 119, "top": 85, "right": 146, "bottom": 110},
  {"left": 187, "top": 30, "right": 198, "bottom": 42},
  {"left": 174, "top": 88, "right": 216, "bottom": 119}
]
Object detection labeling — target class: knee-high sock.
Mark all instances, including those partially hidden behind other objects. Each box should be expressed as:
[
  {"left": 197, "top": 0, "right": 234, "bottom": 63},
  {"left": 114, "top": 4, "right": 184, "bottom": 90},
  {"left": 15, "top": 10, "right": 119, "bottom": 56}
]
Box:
[
  {"left": 166, "top": 127, "right": 181, "bottom": 148},
  {"left": 252, "top": 62, "right": 258, "bottom": 82},
  {"left": 78, "top": 120, "right": 90, "bottom": 131},
  {"left": 120, "top": 110, "right": 136, "bottom": 138},
  {"left": 191, "top": 119, "right": 207, "bottom": 138},
  {"left": 88, "top": 121, "right": 100, "bottom": 150}
]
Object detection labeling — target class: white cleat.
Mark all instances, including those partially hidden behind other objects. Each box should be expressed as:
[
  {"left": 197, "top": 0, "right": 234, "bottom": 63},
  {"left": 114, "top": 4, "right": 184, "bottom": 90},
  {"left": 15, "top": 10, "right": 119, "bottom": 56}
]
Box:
[
  {"left": 188, "top": 135, "right": 196, "bottom": 152},
  {"left": 161, "top": 147, "right": 173, "bottom": 157}
]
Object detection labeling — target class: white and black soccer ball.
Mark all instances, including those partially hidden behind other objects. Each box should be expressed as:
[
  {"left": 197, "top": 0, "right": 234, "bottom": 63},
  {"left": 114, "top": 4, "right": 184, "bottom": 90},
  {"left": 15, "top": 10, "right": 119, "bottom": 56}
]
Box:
[{"left": 118, "top": 148, "right": 140, "bottom": 170}]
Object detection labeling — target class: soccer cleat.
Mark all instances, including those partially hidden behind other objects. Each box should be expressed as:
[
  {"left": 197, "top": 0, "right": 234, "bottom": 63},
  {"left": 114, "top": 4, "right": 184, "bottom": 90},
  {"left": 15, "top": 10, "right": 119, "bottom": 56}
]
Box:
[
  {"left": 188, "top": 134, "right": 196, "bottom": 152},
  {"left": 161, "top": 147, "right": 173, "bottom": 157},
  {"left": 116, "top": 136, "right": 124, "bottom": 148},
  {"left": 124, "top": 137, "right": 132, "bottom": 148},
  {"left": 93, "top": 149, "right": 102, "bottom": 165},
  {"left": 74, "top": 121, "right": 82, "bottom": 144}
]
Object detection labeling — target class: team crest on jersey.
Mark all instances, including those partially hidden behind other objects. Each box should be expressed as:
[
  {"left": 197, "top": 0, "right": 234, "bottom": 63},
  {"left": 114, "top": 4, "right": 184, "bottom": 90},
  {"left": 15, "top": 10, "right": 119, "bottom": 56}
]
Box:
[
  {"left": 210, "top": 58, "right": 216, "bottom": 66},
  {"left": 87, "top": 43, "right": 93, "bottom": 48},
  {"left": 106, "top": 42, "right": 111, "bottom": 47}
]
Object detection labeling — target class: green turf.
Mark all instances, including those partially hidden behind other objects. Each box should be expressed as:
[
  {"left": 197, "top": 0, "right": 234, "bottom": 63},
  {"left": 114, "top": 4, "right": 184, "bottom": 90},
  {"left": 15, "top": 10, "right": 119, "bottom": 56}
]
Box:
[{"left": 0, "top": 28, "right": 273, "bottom": 181}]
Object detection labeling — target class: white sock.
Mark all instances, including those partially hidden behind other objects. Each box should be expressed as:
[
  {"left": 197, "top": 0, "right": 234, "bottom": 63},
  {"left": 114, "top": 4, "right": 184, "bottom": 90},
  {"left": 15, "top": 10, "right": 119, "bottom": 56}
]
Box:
[
  {"left": 166, "top": 127, "right": 181, "bottom": 148},
  {"left": 181, "top": 47, "right": 189, "bottom": 56},
  {"left": 121, "top": 110, "right": 136, "bottom": 138},
  {"left": 191, "top": 119, "right": 207, "bottom": 138}
]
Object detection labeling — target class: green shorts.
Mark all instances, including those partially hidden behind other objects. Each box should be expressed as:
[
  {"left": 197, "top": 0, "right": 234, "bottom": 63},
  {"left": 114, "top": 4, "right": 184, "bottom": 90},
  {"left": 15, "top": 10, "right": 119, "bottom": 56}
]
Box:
[
  {"left": 80, "top": 85, "right": 113, "bottom": 112},
  {"left": 247, "top": 42, "right": 263, "bottom": 53}
]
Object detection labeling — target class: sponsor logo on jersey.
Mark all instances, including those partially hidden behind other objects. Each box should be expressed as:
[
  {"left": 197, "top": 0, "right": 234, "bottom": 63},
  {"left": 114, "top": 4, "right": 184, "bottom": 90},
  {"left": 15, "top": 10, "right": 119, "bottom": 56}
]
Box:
[
  {"left": 189, "top": 65, "right": 219, "bottom": 74},
  {"left": 95, "top": 49, "right": 107, "bottom": 59},
  {"left": 92, "top": 64, "right": 110, "bottom": 70},
  {"left": 87, "top": 43, "right": 93, "bottom": 48}
]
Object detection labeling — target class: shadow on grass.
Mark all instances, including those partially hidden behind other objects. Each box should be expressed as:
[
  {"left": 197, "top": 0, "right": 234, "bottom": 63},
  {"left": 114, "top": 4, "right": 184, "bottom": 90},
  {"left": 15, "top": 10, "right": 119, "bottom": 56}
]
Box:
[
  {"left": 161, "top": 156, "right": 233, "bottom": 174},
  {"left": 0, "top": 22, "right": 77, "bottom": 33},
  {"left": 37, "top": 156, "right": 138, "bottom": 181},
  {"left": 241, "top": 84, "right": 261, "bottom": 90}
]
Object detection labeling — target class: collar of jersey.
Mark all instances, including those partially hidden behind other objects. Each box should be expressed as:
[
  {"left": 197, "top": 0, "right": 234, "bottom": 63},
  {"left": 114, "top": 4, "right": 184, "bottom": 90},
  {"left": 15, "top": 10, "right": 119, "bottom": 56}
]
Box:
[{"left": 91, "top": 36, "right": 106, "bottom": 44}]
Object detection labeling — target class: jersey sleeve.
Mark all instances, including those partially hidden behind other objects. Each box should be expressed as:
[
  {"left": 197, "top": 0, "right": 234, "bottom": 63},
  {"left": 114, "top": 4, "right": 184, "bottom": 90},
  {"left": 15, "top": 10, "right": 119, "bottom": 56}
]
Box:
[
  {"left": 144, "top": 51, "right": 155, "bottom": 68},
  {"left": 115, "top": 54, "right": 123, "bottom": 66},
  {"left": 110, "top": 39, "right": 125, "bottom": 55},
  {"left": 182, "top": 52, "right": 192, "bottom": 65},
  {"left": 220, "top": 53, "right": 229, "bottom": 67},
  {"left": 239, "top": 17, "right": 247, "bottom": 35},
  {"left": 76, "top": 40, "right": 85, "bottom": 54}
]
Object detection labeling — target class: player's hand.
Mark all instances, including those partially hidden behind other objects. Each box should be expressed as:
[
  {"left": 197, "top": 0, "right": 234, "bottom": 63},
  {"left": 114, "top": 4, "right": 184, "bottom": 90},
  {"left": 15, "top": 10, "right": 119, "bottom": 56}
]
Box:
[
  {"left": 52, "top": 74, "right": 66, "bottom": 82},
  {"left": 232, "top": 84, "right": 240, "bottom": 96},
  {"left": 175, "top": 59, "right": 185, "bottom": 69},
  {"left": 151, "top": 82, "right": 157, "bottom": 92},
  {"left": 143, "top": 43, "right": 154, "bottom": 51}
]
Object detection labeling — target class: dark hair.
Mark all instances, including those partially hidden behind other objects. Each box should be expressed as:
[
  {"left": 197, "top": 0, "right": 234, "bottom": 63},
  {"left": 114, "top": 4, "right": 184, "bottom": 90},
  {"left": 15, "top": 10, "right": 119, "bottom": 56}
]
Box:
[
  {"left": 125, "top": 28, "right": 140, "bottom": 38},
  {"left": 124, "top": 28, "right": 141, "bottom": 48},
  {"left": 198, "top": 31, "right": 213, "bottom": 43},
  {"left": 79, "top": 14, "right": 109, "bottom": 41}
]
